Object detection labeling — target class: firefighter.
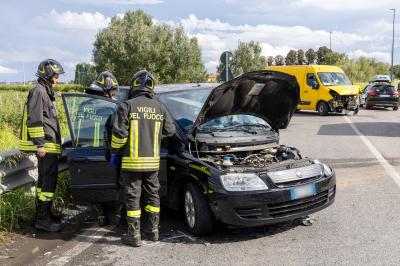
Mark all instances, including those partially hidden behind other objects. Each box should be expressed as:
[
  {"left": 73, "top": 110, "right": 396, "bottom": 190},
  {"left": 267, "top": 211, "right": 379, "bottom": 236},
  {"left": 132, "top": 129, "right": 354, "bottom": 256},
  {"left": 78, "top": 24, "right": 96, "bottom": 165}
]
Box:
[
  {"left": 111, "top": 70, "right": 176, "bottom": 247},
  {"left": 75, "top": 71, "right": 119, "bottom": 147},
  {"left": 19, "top": 59, "right": 65, "bottom": 232},
  {"left": 85, "top": 71, "right": 119, "bottom": 99}
]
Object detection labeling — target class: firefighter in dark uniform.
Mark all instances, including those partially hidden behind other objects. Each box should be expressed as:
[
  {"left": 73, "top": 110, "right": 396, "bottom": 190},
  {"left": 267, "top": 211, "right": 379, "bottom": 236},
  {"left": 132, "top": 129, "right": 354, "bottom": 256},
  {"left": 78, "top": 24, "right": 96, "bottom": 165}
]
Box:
[
  {"left": 75, "top": 71, "right": 119, "bottom": 147},
  {"left": 111, "top": 70, "right": 176, "bottom": 247},
  {"left": 19, "top": 59, "right": 65, "bottom": 232},
  {"left": 85, "top": 71, "right": 119, "bottom": 99}
]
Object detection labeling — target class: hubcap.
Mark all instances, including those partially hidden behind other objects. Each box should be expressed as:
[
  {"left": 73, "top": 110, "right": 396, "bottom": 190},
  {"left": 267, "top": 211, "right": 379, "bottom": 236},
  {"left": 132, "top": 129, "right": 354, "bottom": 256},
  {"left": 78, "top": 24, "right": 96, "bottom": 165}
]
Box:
[{"left": 184, "top": 191, "right": 195, "bottom": 228}]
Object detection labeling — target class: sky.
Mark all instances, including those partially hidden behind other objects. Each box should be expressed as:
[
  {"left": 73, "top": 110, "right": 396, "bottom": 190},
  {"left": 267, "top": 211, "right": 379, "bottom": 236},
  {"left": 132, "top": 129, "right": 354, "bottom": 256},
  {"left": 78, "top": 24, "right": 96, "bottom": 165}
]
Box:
[{"left": 1, "top": 0, "right": 400, "bottom": 82}]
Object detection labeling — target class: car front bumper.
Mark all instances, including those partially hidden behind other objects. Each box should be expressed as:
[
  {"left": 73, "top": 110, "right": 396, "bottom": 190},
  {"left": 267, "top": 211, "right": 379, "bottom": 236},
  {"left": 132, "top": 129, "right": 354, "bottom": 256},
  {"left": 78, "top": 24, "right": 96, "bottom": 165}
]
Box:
[{"left": 209, "top": 174, "right": 336, "bottom": 227}]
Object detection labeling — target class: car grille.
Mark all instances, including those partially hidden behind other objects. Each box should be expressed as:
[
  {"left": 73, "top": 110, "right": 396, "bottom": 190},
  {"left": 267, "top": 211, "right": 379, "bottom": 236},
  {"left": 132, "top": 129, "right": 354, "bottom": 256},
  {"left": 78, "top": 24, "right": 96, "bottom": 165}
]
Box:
[
  {"left": 267, "top": 187, "right": 335, "bottom": 218},
  {"left": 234, "top": 187, "right": 335, "bottom": 220},
  {"left": 267, "top": 164, "right": 322, "bottom": 186}
]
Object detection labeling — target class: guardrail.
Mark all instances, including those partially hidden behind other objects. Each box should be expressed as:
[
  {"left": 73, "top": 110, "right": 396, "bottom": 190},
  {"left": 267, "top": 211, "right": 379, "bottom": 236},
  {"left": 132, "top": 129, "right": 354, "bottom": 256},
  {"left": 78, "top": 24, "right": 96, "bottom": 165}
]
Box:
[{"left": 0, "top": 138, "right": 72, "bottom": 195}]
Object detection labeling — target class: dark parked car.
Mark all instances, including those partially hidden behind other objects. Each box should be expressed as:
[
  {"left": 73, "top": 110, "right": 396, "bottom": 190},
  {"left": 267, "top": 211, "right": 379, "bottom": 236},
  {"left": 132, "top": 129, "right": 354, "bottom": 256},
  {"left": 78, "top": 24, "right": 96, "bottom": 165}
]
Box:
[
  {"left": 360, "top": 83, "right": 399, "bottom": 110},
  {"left": 61, "top": 70, "right": 336, "bottom": 235}
]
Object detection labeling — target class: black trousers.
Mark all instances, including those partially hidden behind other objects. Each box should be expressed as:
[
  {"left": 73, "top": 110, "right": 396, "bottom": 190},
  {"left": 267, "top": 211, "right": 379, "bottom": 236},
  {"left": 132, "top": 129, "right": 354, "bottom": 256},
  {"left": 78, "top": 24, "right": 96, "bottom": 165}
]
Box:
[
  {"left": 36, "top": 153, "right": 59, "bottom": 201},
  {"left": 121, "top": 171, "right": 160, "bottom": 211}
]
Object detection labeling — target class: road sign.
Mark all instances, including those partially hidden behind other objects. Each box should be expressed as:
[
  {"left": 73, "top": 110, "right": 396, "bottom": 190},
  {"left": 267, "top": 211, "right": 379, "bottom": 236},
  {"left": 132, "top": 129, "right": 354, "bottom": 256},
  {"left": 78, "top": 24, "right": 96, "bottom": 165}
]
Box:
[
  {"left": 220, "top": 51, "right": 233, "bottom": 65},
  {"left": 220, "top": 51, "right": 233, "bottom": 82},
  {"left": 219, "top": 67, "right": 234, "bottom": 82}
]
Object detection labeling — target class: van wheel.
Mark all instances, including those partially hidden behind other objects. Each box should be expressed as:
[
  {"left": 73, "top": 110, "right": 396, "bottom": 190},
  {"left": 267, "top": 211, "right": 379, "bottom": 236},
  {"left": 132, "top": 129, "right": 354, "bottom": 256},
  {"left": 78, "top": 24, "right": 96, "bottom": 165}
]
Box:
[
  {"left": 183, "top": 182, "right": 214, "bottom": 236},
  {"left": 317, "top": 101, "right": 329, "bottom": 116},
  {"left": 394, "top": 106, "right": 398, "bottom": 111}
]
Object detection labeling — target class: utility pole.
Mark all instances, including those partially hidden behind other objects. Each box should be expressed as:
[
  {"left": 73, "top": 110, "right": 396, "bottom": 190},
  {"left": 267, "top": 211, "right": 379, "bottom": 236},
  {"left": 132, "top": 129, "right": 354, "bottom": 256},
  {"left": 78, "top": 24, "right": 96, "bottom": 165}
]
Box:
[
  {"left": 390, "top": 8, "right": 396, "bottom": 81},
  {"left": 329, "top": 31, "right": 332, "bottom": 51}
]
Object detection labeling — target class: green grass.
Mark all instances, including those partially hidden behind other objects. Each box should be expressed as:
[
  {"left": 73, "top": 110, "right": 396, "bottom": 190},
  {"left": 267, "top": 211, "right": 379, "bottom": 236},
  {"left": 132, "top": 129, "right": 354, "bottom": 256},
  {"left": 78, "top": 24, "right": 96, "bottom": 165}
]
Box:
[
  {"left": 0, "top": 84, "right": 85, "bottom": 92},
  {"left": 0, "top": 171, "right": 72, "bottom": 234},
  {"left": 0, "top": 187, "right": 36, "bottom": 232}
]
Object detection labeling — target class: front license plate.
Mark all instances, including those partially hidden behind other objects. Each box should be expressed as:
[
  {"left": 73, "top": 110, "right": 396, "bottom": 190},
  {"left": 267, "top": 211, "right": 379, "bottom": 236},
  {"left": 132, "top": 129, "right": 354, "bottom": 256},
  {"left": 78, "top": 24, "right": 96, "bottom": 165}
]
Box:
[
  {"left": 379, "top": 95, "right": 390, "bottom": 97},
  {"left": 290, "top": 183, "right": 317, "bottom": 200}
]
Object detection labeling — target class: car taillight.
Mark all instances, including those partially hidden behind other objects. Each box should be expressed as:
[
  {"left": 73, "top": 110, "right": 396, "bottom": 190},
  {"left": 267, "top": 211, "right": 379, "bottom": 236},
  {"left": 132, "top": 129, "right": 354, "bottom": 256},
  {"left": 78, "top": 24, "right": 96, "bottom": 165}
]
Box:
[
  {"left": 393, "top": 91, "right": 399, "bottom": 97},
  {"left": 368, "top": 90, "right": 377, "bottom": 95}
]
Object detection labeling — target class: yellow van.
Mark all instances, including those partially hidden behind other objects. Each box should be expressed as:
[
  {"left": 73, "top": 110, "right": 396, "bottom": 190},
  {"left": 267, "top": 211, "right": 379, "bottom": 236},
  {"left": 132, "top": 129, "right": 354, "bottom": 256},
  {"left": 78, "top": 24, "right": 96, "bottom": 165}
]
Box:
[{"left": 266, "top": 65, "right": 360, "bottom": 115}]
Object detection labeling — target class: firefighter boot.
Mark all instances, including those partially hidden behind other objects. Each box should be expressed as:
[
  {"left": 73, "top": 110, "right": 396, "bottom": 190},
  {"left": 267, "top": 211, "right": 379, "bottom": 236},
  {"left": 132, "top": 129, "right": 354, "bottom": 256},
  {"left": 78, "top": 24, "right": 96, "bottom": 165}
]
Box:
[
  {"left": 34, "top": 201, "right": 62, "bottom": 232},
  {"left": 47, "top": 201, "right": 62, "bottom": 223},
  {"left": 122, "top": 217, "right": 141, "bottom": 247},
  {"left": 144, "top": 213, "right": 159, "bottom": 241}
]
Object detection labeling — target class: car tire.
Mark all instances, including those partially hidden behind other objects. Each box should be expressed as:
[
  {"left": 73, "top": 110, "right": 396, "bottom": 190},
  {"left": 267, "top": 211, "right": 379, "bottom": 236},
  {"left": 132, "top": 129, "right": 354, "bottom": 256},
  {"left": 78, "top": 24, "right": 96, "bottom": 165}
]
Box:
[
  {"left": 366, "top": 104, "right": 372, "bottom": 110},
  {"left": 317, "top": 101, "right": 329, "bottom": 116},
  {"left": 394, "top": 106, "right": 398, "bottom": 111},
  {"left": 183, "top": 182, "right": 214, "bottom": 236}
]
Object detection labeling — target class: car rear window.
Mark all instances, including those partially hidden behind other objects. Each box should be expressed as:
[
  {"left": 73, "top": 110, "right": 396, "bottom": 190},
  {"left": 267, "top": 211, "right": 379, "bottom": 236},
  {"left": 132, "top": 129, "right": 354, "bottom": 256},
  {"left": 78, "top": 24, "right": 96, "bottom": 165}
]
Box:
[{"left": 372, "top": 85, "right": 395, "bottom": 94}]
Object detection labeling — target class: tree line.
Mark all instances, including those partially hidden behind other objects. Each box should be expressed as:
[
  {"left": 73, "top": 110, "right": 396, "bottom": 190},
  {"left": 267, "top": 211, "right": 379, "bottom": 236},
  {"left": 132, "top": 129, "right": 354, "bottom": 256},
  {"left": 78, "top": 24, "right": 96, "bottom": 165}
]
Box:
[
  {"left": 74, "top": 9, "right": 394, "bottom": 86},
  {"left": 225, "top": 42, "right": 392, "bottom": 83}
]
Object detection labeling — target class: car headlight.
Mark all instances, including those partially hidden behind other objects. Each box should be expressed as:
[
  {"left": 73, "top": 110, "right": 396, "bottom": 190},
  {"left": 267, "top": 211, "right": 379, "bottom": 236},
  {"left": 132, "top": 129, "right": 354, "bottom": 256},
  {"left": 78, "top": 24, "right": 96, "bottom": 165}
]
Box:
[
  {"left": 313, "top": 160, "right": 333, "bottom": 176},
  {"left": 220, "top": 173, "right": 268, "bottom": 191}
]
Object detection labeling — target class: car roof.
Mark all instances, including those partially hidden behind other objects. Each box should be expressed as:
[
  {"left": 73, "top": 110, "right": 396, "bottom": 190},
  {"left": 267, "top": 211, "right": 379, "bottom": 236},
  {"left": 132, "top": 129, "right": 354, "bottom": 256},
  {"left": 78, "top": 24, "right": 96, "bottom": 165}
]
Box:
[{"left": 118, "top": 83, "right": 217, "bottom": 94}]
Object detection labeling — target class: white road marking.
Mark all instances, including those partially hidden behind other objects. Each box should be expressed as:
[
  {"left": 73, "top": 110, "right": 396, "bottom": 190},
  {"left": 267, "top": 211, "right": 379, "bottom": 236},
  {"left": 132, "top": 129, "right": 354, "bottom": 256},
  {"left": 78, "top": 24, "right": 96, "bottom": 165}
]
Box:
[
  {"left": 46, "top": 226, "right": 112, "bottom": 266},
  {"left": 344, "top": 116, "right": 400, "bottom": 188}
]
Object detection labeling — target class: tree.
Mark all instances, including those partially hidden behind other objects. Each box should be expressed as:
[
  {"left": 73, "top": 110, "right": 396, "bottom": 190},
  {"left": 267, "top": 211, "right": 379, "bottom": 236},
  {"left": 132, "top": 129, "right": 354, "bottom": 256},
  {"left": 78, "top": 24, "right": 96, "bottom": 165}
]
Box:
[
  {"left": 229, "top": 41, "right": 267, "bottom": 76},
  {"left": 275, "top": 55, "right": 285, "bottom": 66},
  {"left": 317, "top": 46, "right": 332, "bottom": 65},
  {"left": 267, "top": 56, "right": 274, "bottom": 66},
  {"left": 93, "top": 10, "right": 206, "bottom": 84},
  {"left": 285, "top": 50, "right": 297, "bottom": 65},
  {"left": 74, "top": 63, "right": 97, "bottom": 86},
  {"left": 305, "top": 48, "right": 317, "bottom": 65},
  {"left": 393, "top": 65, "right": 400, "bottom": 79},
  {"left": 297, "top": 49, "right": 306, "bottom": 65}
]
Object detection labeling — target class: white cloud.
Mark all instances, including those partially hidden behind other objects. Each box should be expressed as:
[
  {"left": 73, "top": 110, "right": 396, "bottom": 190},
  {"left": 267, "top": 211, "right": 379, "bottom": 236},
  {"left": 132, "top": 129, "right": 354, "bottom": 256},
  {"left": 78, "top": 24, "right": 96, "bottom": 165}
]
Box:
[
  {"left": 67, "top": 0, "right": 163, "bottom": 5},
  {"left": 348, "top": 50, "right": 391, "bottom": 63},
  {"left": 0, "top": 65, "right": 18, "bottom": 74},
  {"left": 296, "top": 0, "right": 398, "bottom": 10},
  {"left": 34, "top": 10, "right": 111, "bottom": 31},
  {"left": 169, "top": 14, "right": 374, "bottom": 71}
]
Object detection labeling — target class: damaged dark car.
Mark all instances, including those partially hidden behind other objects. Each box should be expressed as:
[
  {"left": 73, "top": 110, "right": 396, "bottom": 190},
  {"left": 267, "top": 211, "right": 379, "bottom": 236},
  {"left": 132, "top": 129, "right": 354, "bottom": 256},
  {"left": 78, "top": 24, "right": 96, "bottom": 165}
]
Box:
[{"left": 62, "top": 70, "right": 336, "bottom": 235}]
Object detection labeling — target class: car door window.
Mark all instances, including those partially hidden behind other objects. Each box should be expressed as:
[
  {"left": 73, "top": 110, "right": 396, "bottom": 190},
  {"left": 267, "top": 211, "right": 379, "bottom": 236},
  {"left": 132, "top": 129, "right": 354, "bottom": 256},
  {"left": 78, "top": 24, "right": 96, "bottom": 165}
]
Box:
[
  {"left": 306, "top": 73, "right": 317, "bottom": 88},
  {"left": 62, "top": 94, "right": 119, "bottom": 148}
]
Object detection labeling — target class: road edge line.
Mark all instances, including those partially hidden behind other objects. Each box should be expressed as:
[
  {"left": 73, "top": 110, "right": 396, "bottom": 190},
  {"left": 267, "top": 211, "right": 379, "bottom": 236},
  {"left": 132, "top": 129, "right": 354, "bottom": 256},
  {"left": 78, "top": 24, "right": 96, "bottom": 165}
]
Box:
[
  {"left": 343, "top": 116, "right": 400, "bottom": 188},
  {"left": 46, "top": 226, "right": 113, "bottom": 266}
]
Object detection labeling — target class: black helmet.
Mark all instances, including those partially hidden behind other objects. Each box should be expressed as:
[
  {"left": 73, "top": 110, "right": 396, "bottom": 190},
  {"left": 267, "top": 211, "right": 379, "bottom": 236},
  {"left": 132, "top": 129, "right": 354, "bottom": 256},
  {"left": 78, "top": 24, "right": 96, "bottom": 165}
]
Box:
[
  {"left": 129, "top": 70, "right": 156, "bottom": 99},
  {"left": 36, "top": 59, "right": 65, "bottom": 82},
  {"left": 87, "top": 71, "right": 119, "bottom": 97}
]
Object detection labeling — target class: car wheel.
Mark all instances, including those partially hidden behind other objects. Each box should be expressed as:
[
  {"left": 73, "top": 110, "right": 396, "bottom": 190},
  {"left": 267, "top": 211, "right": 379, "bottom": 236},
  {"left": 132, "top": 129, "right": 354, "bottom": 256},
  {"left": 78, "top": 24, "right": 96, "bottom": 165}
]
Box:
[
  {"left": 317, "top": 101, "right": 329, "bottom": 116},
  {"left": 183, "top": 182, "right": 214, "bottom": 236},
  {"left": 394, "top": 106, "right": 398, "bottom": 111},
  {"left": 366, "top": 104, "right": 372, "bottom": 110}
]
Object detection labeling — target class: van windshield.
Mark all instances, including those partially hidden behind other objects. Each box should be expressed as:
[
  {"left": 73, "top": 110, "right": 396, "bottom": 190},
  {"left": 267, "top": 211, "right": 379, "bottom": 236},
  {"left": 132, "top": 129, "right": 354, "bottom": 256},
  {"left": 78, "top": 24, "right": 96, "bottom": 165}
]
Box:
[{"left": 317, "top": 72, "right": 352, "bottom": 86}]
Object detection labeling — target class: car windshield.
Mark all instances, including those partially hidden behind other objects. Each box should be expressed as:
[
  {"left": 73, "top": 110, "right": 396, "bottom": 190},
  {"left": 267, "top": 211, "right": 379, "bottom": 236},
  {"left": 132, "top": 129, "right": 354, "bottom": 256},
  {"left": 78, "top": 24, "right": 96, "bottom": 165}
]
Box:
[
  {"left": 158, "top": 88, "right": 212, "bottom": 132},
  {"left": 317, "top": 72, "right": 352, "bottom": 86},
  {"left": 198, "top": 115, "right": 271, "bottom": 133}
]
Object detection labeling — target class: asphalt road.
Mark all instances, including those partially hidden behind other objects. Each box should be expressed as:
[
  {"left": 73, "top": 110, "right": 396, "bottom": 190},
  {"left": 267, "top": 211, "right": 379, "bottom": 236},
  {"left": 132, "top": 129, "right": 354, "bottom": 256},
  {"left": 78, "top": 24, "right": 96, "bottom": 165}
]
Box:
[{"left": 13, "top": 108, "right": 400, "bottom": 265}]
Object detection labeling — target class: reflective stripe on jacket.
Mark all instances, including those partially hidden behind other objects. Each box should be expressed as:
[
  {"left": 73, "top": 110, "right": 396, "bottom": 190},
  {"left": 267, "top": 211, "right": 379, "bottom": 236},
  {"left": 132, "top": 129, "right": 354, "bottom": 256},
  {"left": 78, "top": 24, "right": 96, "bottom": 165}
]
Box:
[
  {"left": 111, "top": 95, "right": 176, "bottom": 172},
  {"left": 19, "top": 82, "right": 61, "bottom": 154}
]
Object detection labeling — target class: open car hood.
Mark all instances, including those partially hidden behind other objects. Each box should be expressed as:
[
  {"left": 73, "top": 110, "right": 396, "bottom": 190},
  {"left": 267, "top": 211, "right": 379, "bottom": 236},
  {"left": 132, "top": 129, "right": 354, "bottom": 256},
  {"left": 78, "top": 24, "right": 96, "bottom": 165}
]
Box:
[{"left": 190, "top": 70, "right": 300, "bottom": 136}]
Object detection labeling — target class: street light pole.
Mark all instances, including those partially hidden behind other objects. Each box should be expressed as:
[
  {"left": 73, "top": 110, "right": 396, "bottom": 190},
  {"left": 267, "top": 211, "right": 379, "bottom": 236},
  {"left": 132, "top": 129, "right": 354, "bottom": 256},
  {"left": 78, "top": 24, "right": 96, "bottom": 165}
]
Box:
[
  {"left": 390, "top": 8, "right": 395, "bottom": 81},
  {"left": 329, "top": 31, "right": 332, "bottom": 51}
]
